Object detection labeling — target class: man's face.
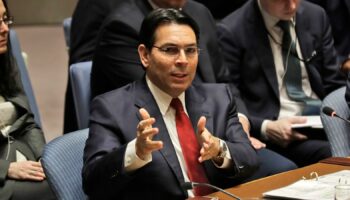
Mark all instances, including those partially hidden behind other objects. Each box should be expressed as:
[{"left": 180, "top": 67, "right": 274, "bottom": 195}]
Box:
[
  {"left": 151, "top": 0, "right": 186, "bottom": 9},
  {"left": 260, "top": 0, "right": 300, "bottom": 20},
  {"left": 138, "top": 23, "right": 198, "bottom": 97}
]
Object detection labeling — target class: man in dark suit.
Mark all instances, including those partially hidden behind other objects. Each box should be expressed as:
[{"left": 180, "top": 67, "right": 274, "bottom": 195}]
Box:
[
  {"left": 65, "top": 0, "right": 226, "bottom": 133},
  {"left": 217, "top": 0, "right": 345, "bottom": 166},
  {"left": 90, "top": 0, "right": 256, "bottom": 134},
  {"left": 89, "top": 0, "right": 298, "bottom": 177},
  {"left": 83, "top": 8, "right": 258, "bottom": 199},
  {"left": 90, "top": 0, "right": 227, "bottom": 99}
]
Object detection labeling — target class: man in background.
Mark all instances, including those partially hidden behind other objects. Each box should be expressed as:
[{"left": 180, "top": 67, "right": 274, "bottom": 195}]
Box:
[{"left": 218, "top": 0, "right": 345, "bottom": 166}]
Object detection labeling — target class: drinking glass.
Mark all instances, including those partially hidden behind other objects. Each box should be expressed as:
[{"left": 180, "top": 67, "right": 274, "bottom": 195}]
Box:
[{"left": 335, "top": 184, "right": 350, "bottom": 200}]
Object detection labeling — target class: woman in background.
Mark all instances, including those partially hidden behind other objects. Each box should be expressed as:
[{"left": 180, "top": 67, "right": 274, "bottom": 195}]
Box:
[{"left": 0, "top": 0, "right": 54, "bottom": 199}]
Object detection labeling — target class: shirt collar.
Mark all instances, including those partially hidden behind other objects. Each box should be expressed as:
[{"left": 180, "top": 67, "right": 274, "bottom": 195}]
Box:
[
  {"left": 257, "top": 0, "right": 296, "bottom": 29},
  {"left": 146, "top": 76, "right": 185, "bottom": 116}
]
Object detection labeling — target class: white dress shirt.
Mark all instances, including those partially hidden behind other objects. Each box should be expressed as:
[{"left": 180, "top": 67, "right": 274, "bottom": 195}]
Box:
[
  {"left": 257, "top": 0, "right": 320, "bottom": 136},
  {"left": 123, "top": 76, "right": 232, "bottom": 197}
]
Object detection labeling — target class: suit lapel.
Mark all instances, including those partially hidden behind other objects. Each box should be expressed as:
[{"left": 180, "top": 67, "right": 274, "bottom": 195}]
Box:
[
  {"left": 185, "top": 85, "right": 214, "bottom": 180},
  {"left": 249, "top": 1, "right": 279, "bottom": 98},
  {"left": 185, "top": 86, "right": 212, "bottom": 134},
  {"left": 134, "top": 79, "right": 185, "bottom": 184},
  {"left": 295, "top": 2, "right": 320, "bottom": 88},
  {"left": 295, "top": 3, "right": 313, "bottom": 64}
]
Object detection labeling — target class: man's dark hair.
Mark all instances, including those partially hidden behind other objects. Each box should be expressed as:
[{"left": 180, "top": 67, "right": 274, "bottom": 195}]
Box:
[{"left": 139, "top": 8, "right": 200, "bottom": 49}]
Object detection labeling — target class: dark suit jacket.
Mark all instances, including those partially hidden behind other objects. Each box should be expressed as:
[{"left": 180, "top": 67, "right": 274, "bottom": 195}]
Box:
[
  {"left": 83, "top": 79, "right": 258, "bottom": 200},
  {"left": 0, "top": 93, "right": 46, "bottom": 198},
  {"left": 194, "top": 0, "right": 247, "bottom": 19},
  {"left": 90, "top": 0, "right": 227, "bottom": 98},
  {"left": 217, "top": 0, "right": 345, "bottom": 137},
  {"left": 69, "top": 0, "right": 123, "bottom": 65}
]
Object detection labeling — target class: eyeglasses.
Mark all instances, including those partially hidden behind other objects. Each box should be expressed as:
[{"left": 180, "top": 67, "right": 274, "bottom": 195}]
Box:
[
  {"left": 152, "top": 45, "right": 201, "bottom": 58},
  {"left": 0, "top": 15, "right": 14, "bottom": 26}
]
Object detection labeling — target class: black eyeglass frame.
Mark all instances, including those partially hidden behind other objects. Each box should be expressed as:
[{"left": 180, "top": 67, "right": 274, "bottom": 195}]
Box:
[
  {"left": 0, "top": 15, "right": 14, "bottom": 26},
  {"left": 152, "top": 45, "right": 202, "bottom": 57}
]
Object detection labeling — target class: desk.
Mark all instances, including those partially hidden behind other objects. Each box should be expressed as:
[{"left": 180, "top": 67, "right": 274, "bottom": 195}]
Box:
[{"left": 211, "top": 159, "right": 350, "bottom": 199}]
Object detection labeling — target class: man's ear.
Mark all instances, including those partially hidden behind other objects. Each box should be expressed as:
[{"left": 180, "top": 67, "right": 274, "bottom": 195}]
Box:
[{"left": 138, "top": 44, "right": 150, "bottom": 69}]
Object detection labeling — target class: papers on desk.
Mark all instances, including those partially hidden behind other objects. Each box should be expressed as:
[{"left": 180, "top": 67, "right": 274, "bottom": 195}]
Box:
[
  {"left": 291, "top": 115, "right": 323, "bottom": 129},
  {"left": 263, "top": 170, "right": 350, "bottom": 200}
]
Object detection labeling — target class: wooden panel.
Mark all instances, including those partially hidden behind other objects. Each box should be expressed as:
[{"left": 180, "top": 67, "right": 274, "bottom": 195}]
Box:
[{"left": 210, "top": 162, "right": 350, "bottom": 199}]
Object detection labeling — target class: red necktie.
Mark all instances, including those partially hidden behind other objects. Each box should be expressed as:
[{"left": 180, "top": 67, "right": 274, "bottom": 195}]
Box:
[{"left": 170, "top": 98, "right": 212, "bottom": 196}]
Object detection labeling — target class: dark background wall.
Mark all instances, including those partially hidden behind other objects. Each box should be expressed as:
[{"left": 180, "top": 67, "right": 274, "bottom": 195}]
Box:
[{"left": 195, "top": 0, "right": 247, "bottom": 19}]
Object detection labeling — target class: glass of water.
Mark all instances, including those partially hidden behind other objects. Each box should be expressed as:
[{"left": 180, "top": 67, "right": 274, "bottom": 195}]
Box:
[{"left": 335, "top": 184, "right": 350, "bottom": 200}]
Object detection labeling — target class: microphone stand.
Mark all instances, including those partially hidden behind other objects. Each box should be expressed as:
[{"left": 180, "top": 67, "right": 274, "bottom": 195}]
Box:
[{"left": 182, "top": 182, "right": 241, "bottom": 200}]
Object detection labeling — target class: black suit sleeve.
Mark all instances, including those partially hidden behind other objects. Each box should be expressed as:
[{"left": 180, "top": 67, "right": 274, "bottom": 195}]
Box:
[{"left": 83, "top": 95, "right": 135, "bottom": 198}]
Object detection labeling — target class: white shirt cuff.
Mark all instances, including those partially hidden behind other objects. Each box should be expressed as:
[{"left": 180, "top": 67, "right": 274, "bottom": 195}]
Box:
[
  {"left": 124, "top": 139, "right": 152, "bottom": 172},
  {"left": 212, "top": 140, "right": 232, "bottom": 168},
  {"left": 238, "top": 113, "right": 251, "bottom": 132},
  {"left": 237, "top": 113, "right": 248, "bottom": 121},
  {"left": 261, "top": 120, "right": 271, "bottom": 141}
]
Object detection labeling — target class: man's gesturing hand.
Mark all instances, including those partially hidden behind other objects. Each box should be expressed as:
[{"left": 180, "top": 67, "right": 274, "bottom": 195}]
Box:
[
  {"left": 135, "top": 108, "right": 163, "bottom": 160},
  {"left": 197, "top": 116, "right": 221, "bottom": 163}
]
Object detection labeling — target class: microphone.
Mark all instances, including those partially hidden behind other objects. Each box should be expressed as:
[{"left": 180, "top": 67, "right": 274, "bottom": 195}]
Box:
[
  {"left": 322, "top": 106, "right": 350, "bottom": 124},
  {"left": 287, "top": 48, "right": 317, "bottom": 63},
  {"left": 305, "top": 50, "right": 317, "bottom": 63},
  {"left": 182, "top": 182, "right": 241, "bottom": 200},
  {"left": 266, "top": 28, "right": 318, "bottom": 64}
]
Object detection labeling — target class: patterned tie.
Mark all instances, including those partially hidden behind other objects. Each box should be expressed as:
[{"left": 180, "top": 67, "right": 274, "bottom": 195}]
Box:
[
  {"left": 170, "top": 98, "right": 212, "bottom": 196},
  {"left": 278, "top": 20, "right": 321, "bottom": 115}
]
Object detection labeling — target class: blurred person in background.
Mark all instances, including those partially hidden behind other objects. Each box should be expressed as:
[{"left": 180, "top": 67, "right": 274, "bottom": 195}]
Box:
[
  {"left": 218, "top": 0, "right": 346, "bottom": 167},
  {"left": 64, "top": 0, "right": 123, "bottom": 133},
  {"left": 306, "top": 0, "right": 350, "bottom": 73}
]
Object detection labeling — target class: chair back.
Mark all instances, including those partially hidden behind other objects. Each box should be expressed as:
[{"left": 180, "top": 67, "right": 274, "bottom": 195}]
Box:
[
  {"left": 9, "top": 29, "right": 42, "bottom": 127},
  {"left": 70, "top": 61, "right": 92, "bottom": 129},
  {"left": 321, "top": 86, "right": 350, "bottom": 156},
  {"left": 41, "top": 129, "right": 89, "bottom": 200},
  {"left": 63, "top": 17, "right": 72, "bottom": 49}
]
